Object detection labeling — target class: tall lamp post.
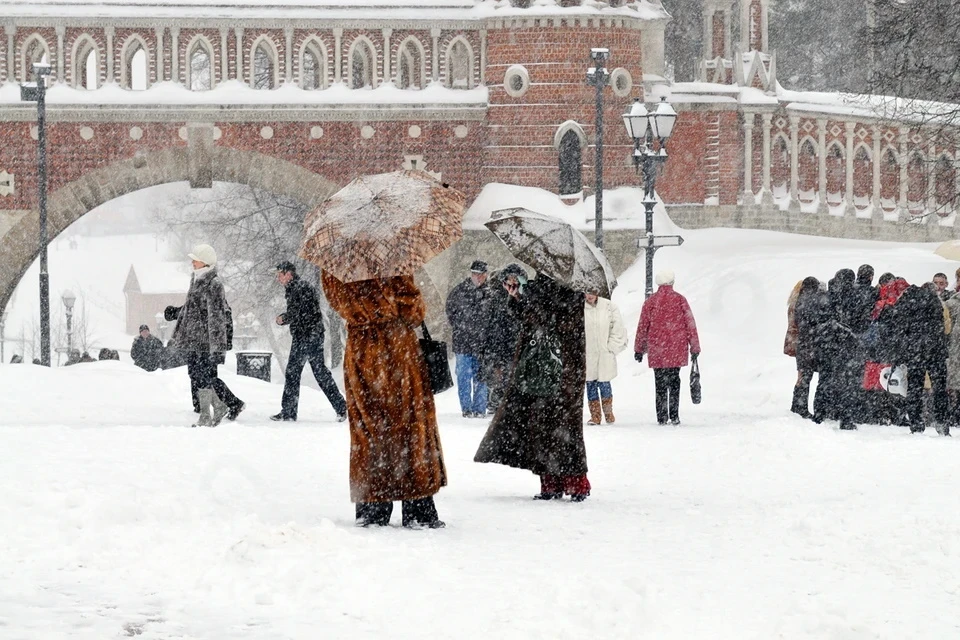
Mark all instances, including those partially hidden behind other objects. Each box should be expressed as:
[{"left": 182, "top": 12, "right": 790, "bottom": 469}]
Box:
[
  {"left": 586, "top": 48, "right": 610, "bottom": 250},
  {"left": 21, "top": 62, "right": 53, "bottom": 366},
  {"left": 62, "top": 289, "right": 76, "bottom": 357},
  {"left": 622, "top": 96, "right": 680, "bottom": 298}
]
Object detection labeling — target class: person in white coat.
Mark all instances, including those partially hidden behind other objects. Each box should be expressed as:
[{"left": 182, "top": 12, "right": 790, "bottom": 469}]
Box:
[{"left": 584, "top": 291, "right": 628, "bottom": 424}]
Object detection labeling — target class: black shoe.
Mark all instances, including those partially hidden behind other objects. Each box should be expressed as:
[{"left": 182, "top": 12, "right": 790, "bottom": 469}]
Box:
[
  {"left": 270, "top": 413, "right": 296, "bottom": 422},
  {"left": 839, "top": 421, "right": 857, "bottom": 430},
  {"left": 355, "top": 517, "right": 390, "bottom": 528},
  {"left": 791, "top": 407, "right": 813, "bottom": 419},
  {"left": 403, "top": 519, "right": 446, "bottom": 530},
  {"left": 533, "top": 492, "right": 563, "bottom": 501},
  {"left": 227, "top": 402, "right": 245, "bottom": 421},
  {"left": 462, "top": 411, "right": 472, "bottom": 418},
  {"left": 910, "top": 426, "right": 925, "bottom": 434},
  {"left": 670, "top": 419, "right": 681, "bottom": 426},
  {"left": 812, "top": 414, "right": 825, "bottom": 424},
  {"left": 336, "top": 413, "right": 348, "bottom": 422},
  {"left": 570, "top": 494, "right": 588, "bottom": 503}
]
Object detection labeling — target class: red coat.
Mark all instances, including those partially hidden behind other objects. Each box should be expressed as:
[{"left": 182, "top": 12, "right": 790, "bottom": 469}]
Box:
[{"left": 634, "top": 285, "right": 701, "bottom": 368}]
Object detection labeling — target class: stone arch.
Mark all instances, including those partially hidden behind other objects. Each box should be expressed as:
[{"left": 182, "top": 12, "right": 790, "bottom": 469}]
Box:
[
  {"left": 20, "top": 33, "right": 51, "bottom": 82},
  {"left": 70, "top": 34, "right": 101, "bottom": 90},
  {"left": 558, "top": 129, "right": 583, "bottom": 196},
  {"left": 395, "top": 36, "right": 426, "bottom": 90},
  {"left": 250, "top": 35, "right": 280, "bottom": 89},
  {"left": 444, "top": 36, "right": 475, "bottom": 89},
  {"left": 853, "top": 142, "right": 873, "bottom": 206},
  {"left": 0, "top": 147, "right": 339, "bottom": 315},
  {"left": 553, "top": 120, "right": 588, "bottom": 150},
  {"left": 771, "top": 134, "right": 789, "bottom": 193},
  {"left": 298, "top": 36, "right": 329, "bottom": 90},
  {"left": 119, "top": 34, "right": 151, "bottom": 90},
  {"left": 880, "top": 146, "right": 900, "bottom": 209},
  {"left": 186, "top": 34, "right": 216, "bottom": 90},
  {"left": 797, "top": 136, "right": 818, "bottom": 198},
  {"left": 825, "top": 141, "right": 845, "bottom": 201},
  {"left": 348, "top": 36, "right": 378, "bottom": 89},
  {"left": 934, "top": 153, "right": 957, "bottom": 214}
]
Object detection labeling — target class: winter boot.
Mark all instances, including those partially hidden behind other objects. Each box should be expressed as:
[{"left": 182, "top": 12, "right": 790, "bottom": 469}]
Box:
[
  {"left": 587, "top": 400, "right": 602, "bottom": 425},
  {"left": 210, "top": 393, "right": 230, "bottom": 427},
  {"left": 791, "top": 386, "right": 813, "bottom": 419},
  {"left": 192, "top": 389, "right": 215, "bottom": 428},
  {"left": 601, "top": 397, "right": 616, "bottom": 424}
]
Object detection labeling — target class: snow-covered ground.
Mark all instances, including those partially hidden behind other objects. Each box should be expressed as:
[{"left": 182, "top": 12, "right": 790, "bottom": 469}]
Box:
[{"left": 2, "top": 224, "right": 960, "bottom": 639}]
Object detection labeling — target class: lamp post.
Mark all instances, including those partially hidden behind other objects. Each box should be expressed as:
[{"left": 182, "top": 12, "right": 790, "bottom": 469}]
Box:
[
  {"left": 622, "top": 95, "right": 679, "bottom": 298},
  {"left": 62, "top": 289, "right": 76, "bottom": 357},
  {"left": 21, "top": 62, "right": 53, "bottom": 367},
  {"left": 586, "top": 48, "right": 610, "bottom": 250}
]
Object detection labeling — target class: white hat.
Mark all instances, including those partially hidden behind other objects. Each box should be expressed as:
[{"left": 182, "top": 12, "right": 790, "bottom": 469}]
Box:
[
  {"left": 188, "top": 244, "right": 217, "bottom": 267},
  {"left": 655, "top": 269, "right": 675, "bottom": 286}
]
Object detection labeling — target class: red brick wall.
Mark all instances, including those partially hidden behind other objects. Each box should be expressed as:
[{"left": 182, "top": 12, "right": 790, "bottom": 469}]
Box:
[
  {"left": 711, "top": 12, "right": 726, "bottom": 59},
  {"left": 657, "top": 110, "right": 707, "bottom": 204}
]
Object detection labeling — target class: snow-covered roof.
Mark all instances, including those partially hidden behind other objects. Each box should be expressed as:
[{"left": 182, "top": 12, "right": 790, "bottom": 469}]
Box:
[
  {"left": 0, "top": 80, "right": 489, "bottom": 107},
  {"left": 0, "top": 0, "right": 670, "bottom": 21},
  {"left": 125, "top": 262, "right": 191, "bottom": 295}
]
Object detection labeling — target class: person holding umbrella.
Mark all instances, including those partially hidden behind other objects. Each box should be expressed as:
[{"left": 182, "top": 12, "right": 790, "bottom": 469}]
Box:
[
  {"left": 302, "top": 171, "right": 462, "bottom": 528},
  {"left": 474, "top": 208, "right": 615, "bottom": 502},
  {"left": 634, "top": 270, "right": 701, "bottom": 426}
]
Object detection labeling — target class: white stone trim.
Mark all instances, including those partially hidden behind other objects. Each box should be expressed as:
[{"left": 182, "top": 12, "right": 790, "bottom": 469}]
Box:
[
  {"left": 503, "top": 64, "right": 529, "bottom": 98},
  {"left": 69, "top": 33, "right": 101, "bottom": 89},
  {"left": 298, "top": 36, "right": 330, "bottom": 90},
  {"left": 346, "top": 35, "right": 378, "bottom": 89},
  {"left": 553, "top": 120, "right": 587, "bottom": 150},
  {"left": 609, "top": 67, "right": 632, "bottom": 98},
  {"left": 443, "top": 35, "right": 475, "bottom": 89},
  {"left": 394, "top": 35, "right": 427, "bottom": 90},
  {"left": 119, "top": 33, "right": 151, "bottom": 90},
  {"left": 249, "top": 33, "right": 281, "bottom": 89},
  {"left": 184, "top": 33, "right": 217, "bottom": 90},
  {"left": 20, "top": 32, "right": 50, "bottom": 83}
]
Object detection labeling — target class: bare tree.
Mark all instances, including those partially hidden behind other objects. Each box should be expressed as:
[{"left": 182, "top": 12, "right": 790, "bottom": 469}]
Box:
[{"left": 154, "top": 183, "right": 345, "bottom": 370}]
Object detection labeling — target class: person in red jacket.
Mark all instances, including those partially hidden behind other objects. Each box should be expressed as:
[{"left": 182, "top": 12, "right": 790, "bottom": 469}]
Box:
[{"left": 634, "top": 270, "right": 701, "bottom": 425}]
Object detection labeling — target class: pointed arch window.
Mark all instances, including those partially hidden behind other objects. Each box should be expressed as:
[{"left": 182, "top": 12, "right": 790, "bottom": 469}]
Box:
[
  {"left": 253, "top": 40, "right": 277, "bottom": 90},
  {"left": 122, "top": 38, "right": 149, "bottom": 90},
  {"left": 72, "top": 37, "right": 100, "bottom": 90},
  {"left": 300, "top": 40, "right": 327, "bottom": 90},
  {"left": 559, "top": 130, "right": 583, "bottom": 196},
  {"left": 350, "top": 40, "right": 375, "bottom": 89},
  {"left": 23, "top": 36, "right": 49, "bottom": 82},
  {"left": 188, "top": 40, "right": 213, "bottom": 91},
  {"left": 397, "top": 38, "right": 424, "bottom": 90},
  {"left": 446, "top": 39, "right": 473, "bottom": 89}
]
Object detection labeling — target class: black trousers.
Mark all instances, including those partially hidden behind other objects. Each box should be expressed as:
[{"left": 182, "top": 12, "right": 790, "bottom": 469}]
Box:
[
  {"left": 355, "top": 497, "right": 440, "bottom": 527},
  {"left": 906, "top": 358, "right": 948, "bottom": 428},
  {"left": 281, "top": 333, "right": 347, "bottom": 420},
  {"left": 793, "top": 369, "right": 815, "bottom": 414},
  {"left": 653, "top": 368, "right": 681, "bottom": 423},
  {"left": 187, "top": 352, "right": 242, "bottom": 410}
]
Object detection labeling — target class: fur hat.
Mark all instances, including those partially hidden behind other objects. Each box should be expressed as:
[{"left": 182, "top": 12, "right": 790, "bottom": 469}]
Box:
[
  {"left": 188, "top": 244, "right": 217, "bottom": 267},
  {"left": 655, "top": 269, "right": 675, "bottom": 286}
]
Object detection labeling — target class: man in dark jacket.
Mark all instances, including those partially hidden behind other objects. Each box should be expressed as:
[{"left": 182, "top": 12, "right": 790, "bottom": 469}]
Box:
[
  {"left": 481, "top": 264, "right": 526, "bottom": 414},
  {"left": 131, "top": 324, "right": 164, "bottom": 371},
  {"left": 813, "top": 269, "right": 861, "bottom": 429},
  {"left": 445, "top": 260, "right": 492, "bottom": 418},
  {"left": 271, "top": 261, "right": 347, "bottom": 422},
  {"left": 895, "top": 283, "right": 949, "bottom": 434}
]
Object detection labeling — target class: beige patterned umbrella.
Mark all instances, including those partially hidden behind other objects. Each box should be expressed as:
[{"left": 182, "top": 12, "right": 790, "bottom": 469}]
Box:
[{"left": 300, "top": 170, "right": 466, "bottom": 283}]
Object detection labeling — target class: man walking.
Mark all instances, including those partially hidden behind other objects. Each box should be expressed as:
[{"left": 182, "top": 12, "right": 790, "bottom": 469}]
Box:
[
  {"left": 271, "top": 261, "right": 347, "bottom": 422},
  {"left": 446, "top": 260, "right": 492, "bottom": 418},
  {"left": 131, "top": 324, "right": 165, "bottom": 372}
]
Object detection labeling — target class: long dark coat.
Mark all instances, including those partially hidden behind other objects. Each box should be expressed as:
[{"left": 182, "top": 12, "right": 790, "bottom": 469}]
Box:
[
  {"left": 474, "top": 276, "right": 588, "bottom": 477},
  {"left": 321, "top": 272, "right": 447, "bottom": 503},
  {"left": 168, "top": 268, "right": 232, "bottom": 355}
]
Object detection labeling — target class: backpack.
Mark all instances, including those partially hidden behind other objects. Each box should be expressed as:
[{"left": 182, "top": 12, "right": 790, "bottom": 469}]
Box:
[{"left": 514, "top": 327, "right": 563, "bottom": 397}]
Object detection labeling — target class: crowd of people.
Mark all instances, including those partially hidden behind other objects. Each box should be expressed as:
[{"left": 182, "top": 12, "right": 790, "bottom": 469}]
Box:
[{"left": 786, "top": 265, "right": 959, "bottom": 435}]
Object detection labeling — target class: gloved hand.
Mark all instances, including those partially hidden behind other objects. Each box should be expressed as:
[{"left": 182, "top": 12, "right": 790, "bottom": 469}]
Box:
[{"left": 634, "top": 352, "right": 644, "bottom": 363}]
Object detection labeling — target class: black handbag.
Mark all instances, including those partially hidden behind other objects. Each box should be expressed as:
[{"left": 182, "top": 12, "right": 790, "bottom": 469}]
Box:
[
  {"left": 515, "top": 327, "right": 563, "bottom": 397},
  {"left": 419, "top": 322, "right": 454, "bottom": 394},
  {"left": 690, "top": 358, "right": 702, "bottom": 405}
]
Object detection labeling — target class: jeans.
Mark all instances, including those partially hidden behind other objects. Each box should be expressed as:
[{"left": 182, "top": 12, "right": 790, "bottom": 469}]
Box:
[
  {"left": 281, "top": 332, "right": 347, "bottom": 420},
  {"left": 455, "top": 353, "right": 488, "bottom": 415},
  {"left": 585, "top": 380, "right": 612, "bottom": 401}
]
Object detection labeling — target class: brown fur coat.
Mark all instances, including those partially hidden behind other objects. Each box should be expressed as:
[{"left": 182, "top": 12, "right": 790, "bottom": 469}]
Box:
[{"left": 321, "top": 272, "right": 447, "bottom": 503}]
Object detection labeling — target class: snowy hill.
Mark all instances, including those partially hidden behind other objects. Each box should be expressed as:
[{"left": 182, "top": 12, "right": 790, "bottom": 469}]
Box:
[{"left": 1, "top": 224, "right": 959, "bottom": 638}]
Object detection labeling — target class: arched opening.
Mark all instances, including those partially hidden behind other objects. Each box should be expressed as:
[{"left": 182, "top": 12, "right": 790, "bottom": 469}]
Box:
[
  {"left": 446, "top": 38, "right": 473, "bottom": 89},
  {"left": 350, "top": 39, "right": 375, "bottom": 89},
  {"left": 797, "top": 139, "right": 817, "bottom": 202},
  {"left": 934, "top": 155, "right": 957, "bottom": 216},
  {"left": 880, "top": 149, "right": 899, "bottom": 211},
  {"left": 22, "top": 35, "right": 50, "bottom": 82},
  {"left": 907, "top": 154, "right": 927, "bottom": 215},
  {"left": 771, "top": 136, "right": 789, "bottom": 197},
  {"left": 188, "top": 40, "right": 213, "bottom": 91},
  {"left": 71, "top": 37, "right": 100, "bottom": 90},
  {"left": 252, "top": 39, "right": 277, "bottom": 90},
  {"left": 853, "top": 145, "right": 872, "bottom": 209},
  {"left": 300, "top": 39, "right": 327, "bottom": 90},
  {"left": 558, "top": 130, "right": 583, "bottom": 196},
  {"left": 396, "top": 38, "right": 424, "bottom": 90},
  {"left": 122, "top": 38, "right": 149, "bottom": 90},
  {"left": 825, "top": 144, "right": 845, "bottom": 204}
]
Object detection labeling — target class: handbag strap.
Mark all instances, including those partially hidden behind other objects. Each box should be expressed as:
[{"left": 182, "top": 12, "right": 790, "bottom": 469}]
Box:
[
  {"left": 691, "top": 359, "right": 700, "bottom": 375},
  {"left": 420, "top": 322, "right": 432, "bottom": 341}
]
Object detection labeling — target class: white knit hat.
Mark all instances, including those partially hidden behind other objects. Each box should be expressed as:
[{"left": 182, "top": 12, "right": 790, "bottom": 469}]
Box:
[
  {"left": 655, "top": 269, "right": 675, "bottom": 286},
  {"left": 188, "top": 244, "right": 217, "bottom": 267}
]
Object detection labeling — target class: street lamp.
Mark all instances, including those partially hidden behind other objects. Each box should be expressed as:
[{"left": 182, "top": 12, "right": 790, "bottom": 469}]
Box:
[
  {"left": 586, "top": 47, "right": 610, "bottom": 250},
  {"left": 623, "top": 95, "right": 679, "bottom": 298},
  {"left": 21, "top": 62, "right": 53, "bottom": 366}
]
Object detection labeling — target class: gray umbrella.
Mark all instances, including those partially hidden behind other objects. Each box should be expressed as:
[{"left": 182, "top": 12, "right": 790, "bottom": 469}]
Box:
[{"left": 484, "top": 207, "right": 617, "bottom": 298}]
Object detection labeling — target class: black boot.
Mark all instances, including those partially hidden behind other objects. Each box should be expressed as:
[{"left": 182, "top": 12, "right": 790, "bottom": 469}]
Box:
[
  {"left": 401, "top": 497, "right": 445, "bottom": 529},
  {"left": 355, "top": 502, "right": 393, "bottom": 527},
  {"left": 791, "top": 386, "right": 813, "bottom": 419}
]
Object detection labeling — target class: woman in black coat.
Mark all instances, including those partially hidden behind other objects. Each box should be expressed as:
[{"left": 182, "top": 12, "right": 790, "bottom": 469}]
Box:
[
  {"left": 792, "top": 276, "right": 823, "bottom": 418},
  {"left": 474, "top": 273, "right": 590, "bottom": 501}
]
